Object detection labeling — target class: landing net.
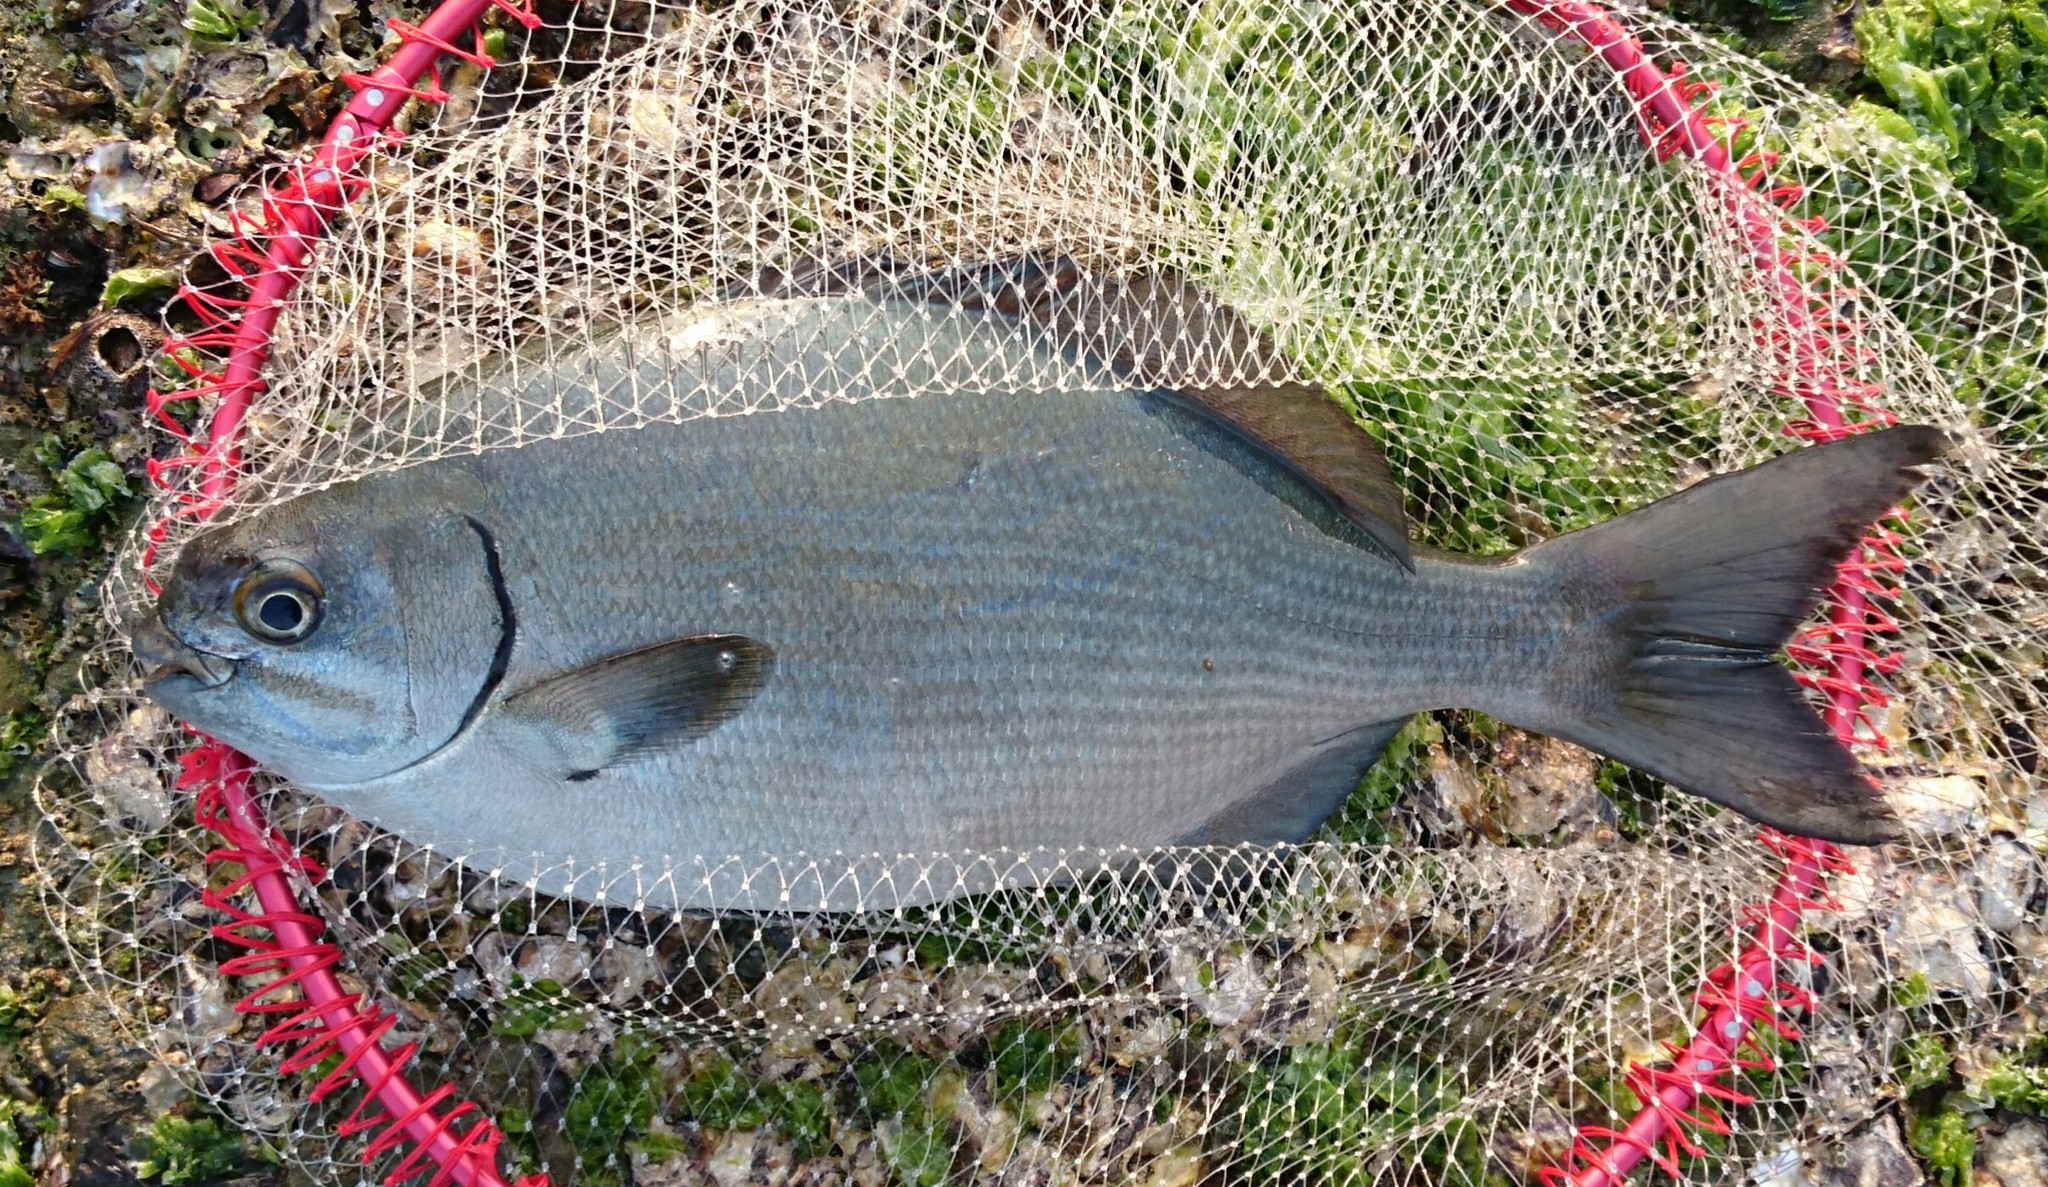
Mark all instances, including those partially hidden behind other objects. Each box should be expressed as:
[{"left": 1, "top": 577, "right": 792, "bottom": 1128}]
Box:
[{"left": 32, "top": 1, "right": 2048, "bottom": 1185}]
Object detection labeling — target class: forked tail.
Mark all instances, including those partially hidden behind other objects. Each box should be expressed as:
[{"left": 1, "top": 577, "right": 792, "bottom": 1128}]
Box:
[{"left": 1516, "top": 425, "right": 1951, "bottom": 844}]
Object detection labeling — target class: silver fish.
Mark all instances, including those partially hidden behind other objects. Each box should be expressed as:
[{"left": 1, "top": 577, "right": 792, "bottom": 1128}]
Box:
[{"left": 135, "top": 259, "right": 1948, "bottom": 911}]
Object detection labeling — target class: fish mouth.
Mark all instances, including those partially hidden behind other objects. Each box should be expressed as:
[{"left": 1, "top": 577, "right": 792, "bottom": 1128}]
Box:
[{"left": 131, "top": 618, "right": 235, "bottom": 690}]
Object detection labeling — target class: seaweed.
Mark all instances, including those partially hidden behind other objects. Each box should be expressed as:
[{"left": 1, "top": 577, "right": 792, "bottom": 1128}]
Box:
[
  {"left": 1971, "top": 1032, "right": 2048, "bottom": 1113},
  {"left": 1234, "top": 1041, "right": 1488, "bottom": 1186},
  {"left": 1857, "top": 0, "right": 2048, "bottom": 254},
  {"left": 0, "top": 1100, "right": 42, "bottom": 1187},
  {"left": 558, "top": 1036, "right": 662, "bottom": 1185},
  {"left": 853, "top": 1047, "right": 955, "bottom": 1187},
  {"left": 677, "top": 1054, "right": 834, "bottom": 1158},
  {"left": 130, "top": 1114, "right": 253, "bottom": 1185},
  {"left": 1908, "top": 1104, "right": 1978, "bottom": 1186},
  {"left": 15, "top": 438, "right": 131, "bottom": 558}
]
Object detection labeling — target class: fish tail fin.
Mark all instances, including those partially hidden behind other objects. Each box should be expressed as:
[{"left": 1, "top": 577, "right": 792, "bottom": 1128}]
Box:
[{"left": 1517, "top": 424, "right": 1952, "bottom": 844}]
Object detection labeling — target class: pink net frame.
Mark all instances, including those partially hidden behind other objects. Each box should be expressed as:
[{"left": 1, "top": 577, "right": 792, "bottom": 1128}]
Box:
[{"left": 134, "top": 2, "right": 1921, "bottom": 1183}]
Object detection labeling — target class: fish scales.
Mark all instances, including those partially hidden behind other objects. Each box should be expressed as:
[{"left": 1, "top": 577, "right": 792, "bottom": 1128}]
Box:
[
  {"left": 404, "top": 303, "right": 1541, "bottom": 858},
  {"left": 136, "top": 273, "right": 1950, "bottom": 912}
]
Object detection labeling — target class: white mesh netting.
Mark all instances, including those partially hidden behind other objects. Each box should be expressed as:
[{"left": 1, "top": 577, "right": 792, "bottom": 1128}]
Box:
[{"left": 29, "top": 0, "right": 2048, "bottom": 1184}]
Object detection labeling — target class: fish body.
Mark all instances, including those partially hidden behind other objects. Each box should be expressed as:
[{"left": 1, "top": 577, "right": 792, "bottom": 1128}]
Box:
[{"left": 137, "top": 269, "right": 1947, "bottom": 911}]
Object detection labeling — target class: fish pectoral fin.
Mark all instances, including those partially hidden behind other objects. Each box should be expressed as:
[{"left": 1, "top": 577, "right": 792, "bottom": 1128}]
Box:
[{"left": 498, "top": 634, "right": 773, "bottom": 777}]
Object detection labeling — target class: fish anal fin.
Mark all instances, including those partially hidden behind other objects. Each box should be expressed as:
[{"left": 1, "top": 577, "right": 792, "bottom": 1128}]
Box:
[
  {"left": 500, "top": 635, "right": 773, "bottom": 778},
  {"left": 1181, "top": 718, "right": 1410, "bottom": 845}
]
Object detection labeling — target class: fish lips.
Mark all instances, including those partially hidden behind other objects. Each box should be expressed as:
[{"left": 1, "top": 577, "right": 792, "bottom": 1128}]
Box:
[{"left": 131, "top": 618, "right": 236, "bottom": 691}]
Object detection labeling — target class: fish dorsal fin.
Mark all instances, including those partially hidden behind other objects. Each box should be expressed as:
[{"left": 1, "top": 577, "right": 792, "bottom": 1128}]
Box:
[
  {"left": 500, "top": 635, "right": 773, "bottom": 780},
  {"left": 911, "top": 256, "right": 1414, "bottom": 571},
  {"left": 746, "top": 253, "right": 1414, "bottom": 570}
]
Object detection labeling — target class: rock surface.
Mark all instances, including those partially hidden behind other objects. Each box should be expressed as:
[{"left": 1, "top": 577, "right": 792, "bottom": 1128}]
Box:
[
  {"left": 1822, "top": 1117, "right": 1924, "bottom": 1187},
  {"left": 1976, "top": 1118, "right": 2048, "bottom": 1187}
]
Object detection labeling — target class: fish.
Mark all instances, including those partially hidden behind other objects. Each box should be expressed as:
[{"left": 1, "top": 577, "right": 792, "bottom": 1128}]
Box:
[{"left": 132, "top": 256, "right": 1951, "bottom": 912}]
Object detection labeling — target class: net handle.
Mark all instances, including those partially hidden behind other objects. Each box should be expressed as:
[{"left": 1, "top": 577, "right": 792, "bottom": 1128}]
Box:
[{"left": 135, "top": 3, "right": 1908, "bottom": 1185}]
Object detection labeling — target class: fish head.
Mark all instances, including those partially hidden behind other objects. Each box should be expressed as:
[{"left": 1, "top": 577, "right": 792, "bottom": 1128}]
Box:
[{"left": 134, "top": 469, "right": 502, "bottom": 786}]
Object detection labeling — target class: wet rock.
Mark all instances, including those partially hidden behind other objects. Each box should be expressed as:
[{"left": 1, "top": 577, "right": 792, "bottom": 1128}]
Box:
[
  {"left": 751, "top": 958, "right": 858, "bottom": 1056},
  {"left": 620, "top": 87, "right": 706, "bottom": 154},
  {"left": 1436, "top": 853, "right": 1568, "bottom": 963},
  {"left": 57, "top": 1081, "right": 150, "bottom": 1187},
  {"left": 377, "top": 846, "right": 459, "bottom": 917},
  {"left": 1058, "top": 1072, "right": 1159, "bottom": 1180},
  {"left": 1601, "top": 991, "right": 1685, "bottom": 1070},
  {"left": 1496, "top": 731, "right": 1602, "bottom": 837},
  {"left": 465, "top": 1039, "right": 579, "bottom": 1173},
  {"left": 83, "top": 141, "right": 157, "bottom": 224},
  {"left": 1821, "top": 1116, "right": 1922, "bottom": 1187},
  {"left": 1162, "top": 946, "right": 1271, "bottom": 1030},
  {"left": 85, "top": 314, "right": 162, "bottom": 380},
  {"left": 1487, "top": 1101, "right": 1577, "bottom": 1182},
  {"left": 2010, "top": 924, "right": 2048, "bottom": 993},
  {"left": 1832, "top": 848, "right": 1901, "bottom": 931},
  {"left": 1237, "top": 949, "right": 1340, "bottom": 1050},
  {"left": 1315, "top": 924, "right": 1402, "bottom": 977},
  {"left": 1101, "top": 1009, "right": 1176, "bottom": 1068},
  {"left": 1888, "top": 871, "right": 1994, "bottom": 999},
  {"left": 843, "top": 1133, "right": 892, "bottom": 1187},
  {"left": 83, "top": 0, "right": 149, "bottom": 42},
  {"left": 194, "top": 50, "right": 273, "bottom": 100},
  {"left": 7, "top": 43, "right": 108, "bottom": 141},
  {"left": 1129, "top": 1147, "right": 1203, "bottom": 1187},
  {"left": 472, "top": 932, "right": 598, "bottom": 993},
  {"left": 517, "top": 1021, "right": 600, "bottom": 1078},
  {"left": 634, "top": 1143, "right": 717, "bottom": 1187},
  {"left": 29, "top": 990, "right": 144, "bottom": 1090},
  {"left": 599, "top": 940, "right": 666, "bottom": 1008},
  {"left": 1976, "top": 1117, "right": 2048, "bottom": 1187},
  {"left": 163, "top": 957, "right": 239, "bottom": 1047},
  {"left": 408, "top": 218, "right": 489, "bottom": 275},
  {"left": 707, "top": 1127, "right": 800, "bottom": 1187},
  {"left": 131, "top": 1060, "right": 190, "bottom": 1114},
  {"left": 0, "top": 649, "right": 32, "bottom": 716},
  {"left": 1418, "top": 746, "right": 1487, "bottom": 834},
  {"left": 1749, "top": 1143, "right": 1811, "bottom": 1187},
  {"left": 83, "top": 706, "right": 174, "bottom": 832},
  {"left": 932, "top": 1072, "right": 1020, "bottom": 1171},
  {"left": 193, "top": 170, "right": 244, "bottom": 204},
  {"left": 934, "top": 967, "right": 1035, "bottom": 1050},
  {"left": 857, "top": 958, "right": 934, "bottom": 1026},
  {"left": 1888, "top": 775, "right": 1987, "bottom": 839},
  {"left": 1975, "top": 839, "right": 2041, "bottom": 934},
  {"left": 1007, "top": 98, "right": 1081, "bottom": 161},
  {"left": 1804, "top": 1021, "right": 1881, "bottom": 1130},
  {"left": 22, "top": 989, "right": 151, "bottom": 1187},
  {"left": 222, "top": 1073, "right": 296, "bottom": 1135},
  {"left": 970, "top": 1133, "right": 1072, "bottom": 1187}
]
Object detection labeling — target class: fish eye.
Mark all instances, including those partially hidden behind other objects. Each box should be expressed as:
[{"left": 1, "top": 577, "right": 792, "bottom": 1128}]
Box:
[{"left": 232, "top": 561, "right": 325, "bottom": 644}]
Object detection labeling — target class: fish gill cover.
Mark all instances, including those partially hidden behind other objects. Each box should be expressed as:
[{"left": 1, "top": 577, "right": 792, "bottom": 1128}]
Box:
[{"left": 22, "top": 0, "right": 2048, "bottom": 1184}]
